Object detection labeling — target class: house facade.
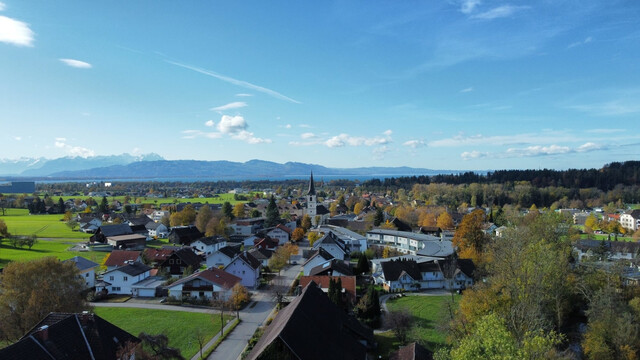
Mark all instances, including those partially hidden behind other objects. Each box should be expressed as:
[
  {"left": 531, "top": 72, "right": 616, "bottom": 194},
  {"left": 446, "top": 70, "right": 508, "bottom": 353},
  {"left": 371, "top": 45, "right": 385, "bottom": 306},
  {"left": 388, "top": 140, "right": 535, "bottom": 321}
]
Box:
[
  {"left": 376, "top": 258, "right": 475, "bottom": 292},
  {"left": 99, "top": 262, "right": 151, "bottom": 295},
  {"left": 63, "top": 256, "right": 99, "bottom": 288},
  {"left": 166, "top": 268, "right": 241, "bottom": 301},
  {"left": 367, "top": 228, "right": 453, "bottom": 256},
  {"left": 621, "top": 210, "right": 640, "bottom": 231},
  {"left": 313, "top": 232, "right": 348, "bottom": 260},
  {"left": 191, "top": 236, "right": 227, "bottom": 256},
  {"left": 302, "top": 248, "right": 335, "bottom": 276},
  {"left": 224, "top": 252, "right": 261, "bottom": 288},
  {"left": 206, "top": 245, "right": 241, "bottom": 268}
]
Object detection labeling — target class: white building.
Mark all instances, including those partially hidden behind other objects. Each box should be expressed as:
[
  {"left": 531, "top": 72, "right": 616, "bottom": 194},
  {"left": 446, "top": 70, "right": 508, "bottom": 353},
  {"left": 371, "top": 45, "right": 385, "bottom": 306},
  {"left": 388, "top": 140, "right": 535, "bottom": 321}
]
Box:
[
  {"left": 98, "top": 262, "right": 151, "bottom": 295},
  {"left": 621, "top": 210, "right": 640, "bottom": 231},
  {"left": 63, "top": 256, "right": 99, "bottom": 288},
  {"left": 166, "top": 268, "right": 241, "bottom": 301},
  {"left": 366, "top": 229, "right": 454, "bottom": 257}
]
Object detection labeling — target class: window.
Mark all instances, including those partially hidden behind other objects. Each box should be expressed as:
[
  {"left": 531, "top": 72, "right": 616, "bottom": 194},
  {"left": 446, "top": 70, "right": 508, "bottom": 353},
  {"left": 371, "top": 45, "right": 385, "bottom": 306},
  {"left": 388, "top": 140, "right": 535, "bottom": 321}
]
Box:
[
  {"left": 112, "top": 287, "right": 121, "bottom": 291},
  {"left": 242, "top": 270, "right": 245, "bottom": 275},
  {"left": 169, "top": 259, "right": 174, "bottom": 264},
  {"left": 109, "top": 276, "right": 114, "bottom": 281},
  {"left": 123, "top": 276, "right": 128, "bottom": 281},
  {"left": 176, "top": 259, "right": 181, "bottom": 264},
  {"left": 85, "top": 273, "right": 90, "bottom": 277}
]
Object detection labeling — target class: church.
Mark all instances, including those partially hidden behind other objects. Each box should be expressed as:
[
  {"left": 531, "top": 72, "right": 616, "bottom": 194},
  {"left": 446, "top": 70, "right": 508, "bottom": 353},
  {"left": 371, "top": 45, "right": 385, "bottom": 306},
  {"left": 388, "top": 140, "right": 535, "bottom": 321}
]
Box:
[{"left": 304, "top": 172, "right": 330, "bottom": 226}]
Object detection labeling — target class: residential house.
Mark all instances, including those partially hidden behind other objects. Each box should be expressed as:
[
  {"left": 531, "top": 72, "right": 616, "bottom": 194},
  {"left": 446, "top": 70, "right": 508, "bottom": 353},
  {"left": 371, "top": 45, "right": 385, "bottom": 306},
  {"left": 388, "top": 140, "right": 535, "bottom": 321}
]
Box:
[
  {"left": 106, "top": 234, "right": 147, "bottom": 249},
  {"left": 574, "top": 240, "right": 640, "bottom": 261},
  {"left": 370, "top": 255, "right": 440, "bottom": 274},
  {"left": 63, "top": 256, "right": 99, "bottom": 288},
  {"left": 312, "top": 231, "right": 348, "bottom": 260},
  {"left": 245, "top": 282, "right": 374, "bottom": 360},
  {"left": 126, "top": 215, "right": 153, "bottom": 227},
  {"left": 98, "top": 262, "right": 151, "bottom": 295},
  {"left": 90, "top": 224, "right": 133, "bottom": 243},
  {"left": 265, "top": 224, "right": 292, "bottom": 245},
  {"left": 248, "top": 247, "right": 274, "bottom": 267},
  {"left": 573, "top": 212, "right": 591, "bottom": 225},
  {"left": 77, "top": 216, "right": 102, "bottom": 234},
  {"left": 190, "top": 236, "right": 227, "bottom": 256},
  {"left": 389, "top": 342, "right": 434, "bottom": 360},
  {"left": 206, "top": 245, "right": 242, "bottom": 268},
  {"left": 104, "top": 250, "right": 142, "bottom": 271},
  {"left": 377, "top": 258, "right": 475, "bottom": 292},
  {"left": 131, "top": 276, "right": 166, "bottom": 298},
  {"left": 367, "top": 228, "right": 454, "bottom": 257},
  {"left": 142, "top": 248, "right": 175, "bottom": 268},
  {"left": 224, "top": 251, "right": 261, "bottom": 288},
  {"left": 231, "top": 217, "right": 265, "bottom": 236},
  {"left": 151, "top": 210, "right": 170, "bottom": 222},
  {"left": 146, "top": 221, "right": 169, "bottom": 239},
  {"left": 159, "top": 248, "right": 203, "bottom": 277},
  {"left": 0, "top": 312, "right": 139, "bottom": 360},
  {"left": 418, "top": 226, "right": 442, "bottom": 237},
  {"left": 166, "top": 268, "right": 241, "bottom": 301},
  {"left": 318, "top": 225, "right": 368, "bottom": 253},
  {"left": 621, "top": 210, "right": 640, "bottom": 231},
  {"left": 309, "top": 259, "right": 353, "bottom": 277},
  {"left": 254, "top": 237, "right": 279, "bottom": 251},
  {"left": 302, "top": 248, "right": 335, "bottom": 276},
  {"left": 243, "top": 234, "right": 260, "bottom": 248},
  {"left": 168, "top": 225, "right": 203, "bottom": 245},
  {"left": 299, "top": 275, "right": 357, "bottom": 305}
]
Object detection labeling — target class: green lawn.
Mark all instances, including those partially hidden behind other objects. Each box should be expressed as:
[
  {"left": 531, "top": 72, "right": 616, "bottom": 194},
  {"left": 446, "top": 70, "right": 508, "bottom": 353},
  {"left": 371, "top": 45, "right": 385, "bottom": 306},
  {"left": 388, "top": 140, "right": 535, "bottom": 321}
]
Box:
[
  {"left": 94, "top": 307, "right": 233, "bottom": 359},
  {"left": 1, "top": 209, "right": 90, "bottom": 239},
  {"left": 385, "top": 295, "right": 459, "bottom": 352},
  {"left": 0, "top": 239, "right": 107, "bottom": 268},
  {"left": 57, "top": 193, "right": 249, "bottom": 206}
]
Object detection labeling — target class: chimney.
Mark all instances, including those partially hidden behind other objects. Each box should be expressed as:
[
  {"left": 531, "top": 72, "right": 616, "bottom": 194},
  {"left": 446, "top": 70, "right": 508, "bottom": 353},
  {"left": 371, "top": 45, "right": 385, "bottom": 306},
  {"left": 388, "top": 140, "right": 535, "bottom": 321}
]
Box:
[{"left": 38, "top": 325, "right": 49, "bottom": 341}]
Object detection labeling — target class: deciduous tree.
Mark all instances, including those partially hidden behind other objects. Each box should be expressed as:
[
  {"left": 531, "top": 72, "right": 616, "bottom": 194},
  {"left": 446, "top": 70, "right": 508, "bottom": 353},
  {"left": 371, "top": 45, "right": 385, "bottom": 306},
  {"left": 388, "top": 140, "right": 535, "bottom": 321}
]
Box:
[
  {"left": 0, "top": 257, "right": 89, "bottom": 342},
  {"left": 437, "top": 212, "right": 454, "bottom": 230},
  {"left": 301, "top": 214, "right": 312, "bottom": 231},
  {"left": 195, "top": 205, "right": 213, "bottom": 233},
  {"left": 232, "top": 203, "right": 246, "bottom": 219},
  {"left": 228, "top": 283, "right": 251, "bottom": 319},
  {"left": 291, "top": 227, "right": 305, "bottom": 242},
  {"left": 452, "top": 209, "right": 489, "bottom": 265}
]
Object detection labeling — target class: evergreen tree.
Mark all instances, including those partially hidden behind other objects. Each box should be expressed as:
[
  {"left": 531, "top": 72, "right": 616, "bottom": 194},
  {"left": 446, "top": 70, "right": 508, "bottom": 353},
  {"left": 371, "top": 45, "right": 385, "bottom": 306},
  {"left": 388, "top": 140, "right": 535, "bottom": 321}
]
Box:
[
  {"left": 57, "top": 197, "right": 65, "bottom": 214},
  {"left": 265, "top": 196, "right": 280, "bottom": 228},
  {"left": 222, "top": 202, "right": 234, "bottom": 220},
  {"left": 99, "top": 196, "right": 109, "bottom": 213},
  {"left": 373, "top": 207, "right": 384, "bottom": 226},
  {"left": 356, "top": 254, "right": 370, "bottom": 275}
]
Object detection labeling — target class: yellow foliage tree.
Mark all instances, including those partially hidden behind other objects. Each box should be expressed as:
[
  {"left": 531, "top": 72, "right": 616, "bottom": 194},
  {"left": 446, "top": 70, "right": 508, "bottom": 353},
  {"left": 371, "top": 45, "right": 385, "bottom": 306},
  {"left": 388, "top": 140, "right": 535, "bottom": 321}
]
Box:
[{"left": 436, "top": 212, "right": 454, "bottom": 230}]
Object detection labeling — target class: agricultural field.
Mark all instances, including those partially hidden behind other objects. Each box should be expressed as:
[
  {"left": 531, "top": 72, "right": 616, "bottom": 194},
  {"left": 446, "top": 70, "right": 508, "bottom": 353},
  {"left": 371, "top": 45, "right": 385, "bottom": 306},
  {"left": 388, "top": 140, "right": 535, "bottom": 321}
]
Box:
[
  {"left": 94, "top": 307, "right": 232, "bottom": 359},
  {"left": 57, "top": 193, "right": 250, "bottom": 206},
  {"left": 382, "top": 294, "right": 460, "bottom": 354},
  {"left": 0, "top": 238, "right": 107, "bottom": 268},
  {"left": 0, "top": 208, "right": 90, "bottom": 239}
]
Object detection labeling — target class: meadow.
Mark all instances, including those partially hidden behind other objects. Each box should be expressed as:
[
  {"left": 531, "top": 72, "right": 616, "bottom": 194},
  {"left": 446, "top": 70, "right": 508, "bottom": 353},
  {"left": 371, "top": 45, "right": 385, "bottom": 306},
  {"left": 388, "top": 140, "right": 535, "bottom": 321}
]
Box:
[
  {"left": 94, "top": 307, "right": 232, "bottom": 359},
  {"left": 1, "top": 208, "right": 90, "bottom": 239},
  {"left": 377, "top": 294, "right": 459, "bottom": 356},
  {"left": 0, "top": 238, "right": 107, "bottom": 268},
  {"left": 58, "top": 193, "right": 248, "bottom": 206}
]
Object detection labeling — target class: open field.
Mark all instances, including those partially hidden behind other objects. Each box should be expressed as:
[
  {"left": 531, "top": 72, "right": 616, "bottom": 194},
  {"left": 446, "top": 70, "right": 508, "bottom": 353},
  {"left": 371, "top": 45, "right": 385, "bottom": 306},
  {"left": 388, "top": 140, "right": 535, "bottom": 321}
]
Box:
[
  {"left": 0, "top": 209, "right": 90, "bottom": 239},
  {"left": 385, "top": 295, "right": 460, "bottom": 352},
  {"left": 94, "top": 307, "right": 232, "bottom": 359},
  {"left": 0, "top": 239, "right": 107, "bottom": 268}
]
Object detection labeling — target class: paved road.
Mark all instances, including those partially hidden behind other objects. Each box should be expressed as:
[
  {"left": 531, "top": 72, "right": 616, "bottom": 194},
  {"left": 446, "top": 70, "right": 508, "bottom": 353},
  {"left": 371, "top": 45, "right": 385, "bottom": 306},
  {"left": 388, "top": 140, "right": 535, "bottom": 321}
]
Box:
[{"left": 208, "top": 255, "right": 302, "bottom": 360}]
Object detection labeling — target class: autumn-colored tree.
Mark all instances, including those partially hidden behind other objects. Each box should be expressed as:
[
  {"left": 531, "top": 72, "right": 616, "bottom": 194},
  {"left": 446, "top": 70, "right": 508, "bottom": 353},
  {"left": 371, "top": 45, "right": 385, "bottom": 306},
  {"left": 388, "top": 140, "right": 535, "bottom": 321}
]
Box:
[
  {"left": 228, "top": 283, "right": 251, "bottom": 319},
  {"left": 382, "top": 246, "right": 391, "bottom": 259},
  {"left": 0, "top": 219, "right": 9, "bottom": 238},
  {"left": 0, "top": 257, "right": 89, "bottom": 342},
  {"left": 268, "top": 249, "right": 287, "bottom": 274},
  {"left": 329, "top": 202, "right": 338, "bottom": 216},
  {"left": 585, "top": 214, "right": 598, "bottom": 233},
  {"left": 195, "top": 205, "right": 213, "bottom": 233},
  {"left": 437, "top": 212, "right": 454, "bottom": 229},
  {"left": 301, "top": 214, "right": 312, "bottom": 231},
  {"left": 291, "top": 227, "right": 305, "bottom": 242},
  {"left": 353, "top": 202, "right": 365, "bottom": 215},
  {"left": 232, "top": 203, "right": 245, "bottom": 219},
  {"left": 308, "top": 231, "right": 321, "bottom": 247},
  {"left": 452, "top": 209, "right": 489, "bottom": 265}
]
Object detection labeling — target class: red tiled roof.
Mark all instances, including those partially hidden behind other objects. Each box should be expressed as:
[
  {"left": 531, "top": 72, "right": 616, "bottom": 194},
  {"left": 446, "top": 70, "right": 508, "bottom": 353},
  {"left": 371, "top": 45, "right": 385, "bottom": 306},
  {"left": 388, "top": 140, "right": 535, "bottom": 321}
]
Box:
[
  {"left": 104, "top": 250, "right": 141, "bottom": 267},
  {"left": 275, "top": 224, "right": 292, "bottom": 234},
  {"left": 142, "top": 248, "right": 175, "bottom": 263}
]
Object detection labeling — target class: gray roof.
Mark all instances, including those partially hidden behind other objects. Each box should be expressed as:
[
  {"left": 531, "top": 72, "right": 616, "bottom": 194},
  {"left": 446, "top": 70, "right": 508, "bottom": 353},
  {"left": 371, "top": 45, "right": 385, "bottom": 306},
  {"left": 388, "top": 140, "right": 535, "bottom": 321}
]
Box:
[
  {"left": 105, "top": 262, "right": 151, "bottom": 276},
  {"left": 63, "top": 256, "right": 99, "bottom": 271},
  {"left": 416, "top": 241, "right": 455, "bottom": 258},
  {"left": 367, "top": 228, "right": 441, "bottom": 242}
]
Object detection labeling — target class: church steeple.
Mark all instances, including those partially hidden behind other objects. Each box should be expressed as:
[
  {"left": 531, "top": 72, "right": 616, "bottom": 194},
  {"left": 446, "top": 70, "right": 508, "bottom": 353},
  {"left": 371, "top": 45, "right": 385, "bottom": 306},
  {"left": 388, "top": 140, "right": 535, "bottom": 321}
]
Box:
[{"left": 307, "top": 171, "right": 316, "bottom": 196}]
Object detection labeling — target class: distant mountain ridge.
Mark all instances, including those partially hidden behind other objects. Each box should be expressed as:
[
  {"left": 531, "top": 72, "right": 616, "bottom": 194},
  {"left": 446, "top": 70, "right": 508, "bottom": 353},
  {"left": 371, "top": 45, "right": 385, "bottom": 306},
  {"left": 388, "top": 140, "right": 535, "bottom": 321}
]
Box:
[
  {"left": 0, "top": 153, "right": 164, "bottom": 176},
  {"left": 47, "top": 159, "right": 452, "bottom": 179}
]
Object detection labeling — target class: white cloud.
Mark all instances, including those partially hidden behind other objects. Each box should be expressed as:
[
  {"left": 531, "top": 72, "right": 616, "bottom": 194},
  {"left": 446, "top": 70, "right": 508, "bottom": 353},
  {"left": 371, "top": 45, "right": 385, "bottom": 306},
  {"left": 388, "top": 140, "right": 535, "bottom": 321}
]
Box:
[
  {"left": 232, "top": 130, "right": 272, "bottom": 144},
  {"left": 568, "top": 36, "right": 593, "bottom": 49},
  {"left": 460, "top": 0, "right": 481, "bottom": 14},
  {"left": 383, "top": 129, "right": 393, "bottom": 136},
  {"left": 461, "top": 150, "right": 488, "bottom": 160},
  {"left": 235, "top": 93, "right": 253, "bottom": 97},
  {"left": 403, "top": 140, "right": 426, "bottom": 149},
  {"left": 285, "top": 124, "right": 292, "bottom": 129},
  {"left": 0, "top": 15, "right": 35, "bottom": 47},
  {"left": 470, "top": 5, "right": 530, "bottom": 20},
  {"left": 210, "top": 101, "right": 247, "bottom": 111},
  {"left": 324, "top": 132, "right": 391, "bottom": 148},
  {"left": 506, "top": 144, "right": 570, "bottom": 157},
  {"left": 460, "top": 87, "right": 474, "bottom": 93},
  {"left": 183, "top": 114, "right": 270, "bottom": 144},
  {"left": 576, "top": 142, "right": 601, "bottom": 152},
  {"left": 0, "top": 2, "right": 6, "bottom": 11},
  {"left": 567, "top": 100, "right": 640, "bottom": 116},
  {"left": 13, "top": 136, "right": 21, "bottom": 141},
  {"left": 299, "top": 124, "right": 312, "bottom": 128},
  {"left": 429, "top": 131, "right": 576, "bottom": 148},
  {"left": 217, "top": 115, "right": 247, "bottom": 134},
  {"left": 166, "top": 60, "right": 301, "bottom": 104},
  {"left": 53, "top": 139, "right": 95, "bottom": 157},
  {"left": 59, "top": 58, "right": 92, "bottom": 69},
  {"left": 301, "top": 132, "right": 316, "bottom": 139},
  {"left": 585, "top": 128, "right": 624, "bottom": 134},
  {"left": 373, "top": 145, "right": 391, "bottom": 160}
]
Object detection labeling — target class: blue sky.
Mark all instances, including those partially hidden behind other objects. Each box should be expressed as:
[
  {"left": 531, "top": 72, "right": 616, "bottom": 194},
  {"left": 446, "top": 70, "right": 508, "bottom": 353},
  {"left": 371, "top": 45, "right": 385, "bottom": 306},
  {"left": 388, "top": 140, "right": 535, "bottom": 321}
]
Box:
[{"left": 1, "top": 1, "right": 639, "bottom": 170}]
